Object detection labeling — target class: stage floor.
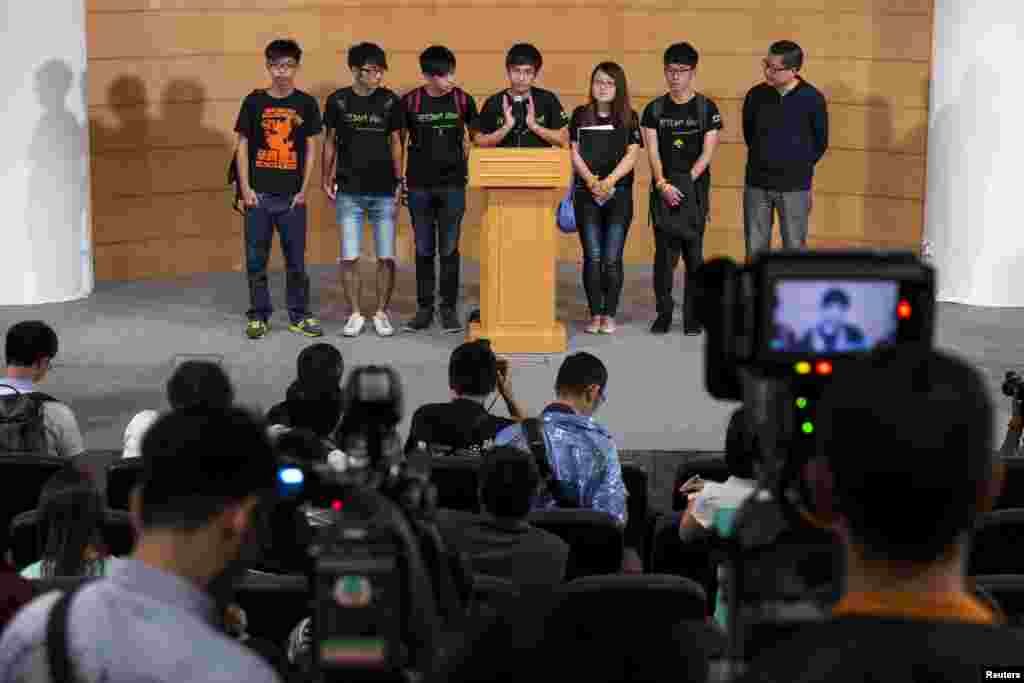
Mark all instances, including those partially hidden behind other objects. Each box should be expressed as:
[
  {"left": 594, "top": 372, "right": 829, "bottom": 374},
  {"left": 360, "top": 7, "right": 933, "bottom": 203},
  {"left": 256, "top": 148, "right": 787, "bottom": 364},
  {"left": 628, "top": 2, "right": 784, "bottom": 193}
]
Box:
[{"left": 2, "top": 261, "right": 1022, "bottom": 478}]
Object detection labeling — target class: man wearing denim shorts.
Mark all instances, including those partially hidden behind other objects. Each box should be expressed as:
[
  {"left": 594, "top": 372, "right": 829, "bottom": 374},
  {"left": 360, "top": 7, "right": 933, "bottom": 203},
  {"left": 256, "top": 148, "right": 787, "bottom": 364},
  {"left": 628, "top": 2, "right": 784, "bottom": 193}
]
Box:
[{"left": 323, "top": 43, "right": 405, "bottom": 337}]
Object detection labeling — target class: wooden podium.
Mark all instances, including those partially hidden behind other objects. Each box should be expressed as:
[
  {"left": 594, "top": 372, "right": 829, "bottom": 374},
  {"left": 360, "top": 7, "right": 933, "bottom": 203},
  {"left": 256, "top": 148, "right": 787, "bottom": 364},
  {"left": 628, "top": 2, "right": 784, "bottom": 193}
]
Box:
[{"left": 466, "top": 148, "right": 570, "bottom": 353}]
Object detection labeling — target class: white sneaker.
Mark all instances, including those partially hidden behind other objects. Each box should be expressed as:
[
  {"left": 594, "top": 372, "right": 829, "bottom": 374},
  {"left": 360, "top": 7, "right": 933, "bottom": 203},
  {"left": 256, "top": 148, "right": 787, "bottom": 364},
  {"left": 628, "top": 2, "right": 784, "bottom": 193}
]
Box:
[
  {"left": 342, "top": 312, "right": 366, "bottom": 337},
  {"left": 373, "top": 311, "right": 395, "bottom": 337}
]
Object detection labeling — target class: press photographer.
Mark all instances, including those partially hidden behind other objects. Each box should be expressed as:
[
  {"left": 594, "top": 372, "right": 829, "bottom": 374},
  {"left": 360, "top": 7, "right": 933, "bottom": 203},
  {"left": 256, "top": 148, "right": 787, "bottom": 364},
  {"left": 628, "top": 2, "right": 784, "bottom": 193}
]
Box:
[{"left": 275, "top": 365, "right": 471, "bottom": 682}]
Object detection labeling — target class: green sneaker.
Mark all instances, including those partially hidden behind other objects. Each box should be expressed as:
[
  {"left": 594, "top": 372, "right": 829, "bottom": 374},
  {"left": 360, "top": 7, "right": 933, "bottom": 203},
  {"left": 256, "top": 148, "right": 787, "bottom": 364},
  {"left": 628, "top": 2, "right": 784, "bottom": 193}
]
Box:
[
  {"left": 289, "top": 317, "right": 324, "bottom": 337},
  {"left": 246, "top": 319, "right": 269, "bottom": 340}
]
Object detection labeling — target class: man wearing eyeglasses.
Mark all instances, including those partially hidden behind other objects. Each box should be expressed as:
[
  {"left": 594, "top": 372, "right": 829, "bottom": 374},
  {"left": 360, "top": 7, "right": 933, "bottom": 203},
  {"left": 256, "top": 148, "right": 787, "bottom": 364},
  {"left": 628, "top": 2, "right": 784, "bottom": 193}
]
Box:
[
  {"left": 234, "top": 39, "right": 323, "bottom": 341},
  {"left": 742, "top": 40, "right": 829, "bottom": 260},
  {"left": 642, "top": 42, "right": 723, "bottom": 336},
  {"left": 322, "top": 43, "right": 406, "bottom": 339}
]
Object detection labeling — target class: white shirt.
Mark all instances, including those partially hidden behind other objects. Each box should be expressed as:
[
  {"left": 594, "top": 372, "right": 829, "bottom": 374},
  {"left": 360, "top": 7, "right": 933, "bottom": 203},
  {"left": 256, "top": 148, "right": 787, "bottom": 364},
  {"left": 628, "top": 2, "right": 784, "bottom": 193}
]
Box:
[
  {"left": 122, "top": 410, "right": 159, "bottom": 459},
  {"left": 691, "top": 476, "right": 757, "bottom": 529}
]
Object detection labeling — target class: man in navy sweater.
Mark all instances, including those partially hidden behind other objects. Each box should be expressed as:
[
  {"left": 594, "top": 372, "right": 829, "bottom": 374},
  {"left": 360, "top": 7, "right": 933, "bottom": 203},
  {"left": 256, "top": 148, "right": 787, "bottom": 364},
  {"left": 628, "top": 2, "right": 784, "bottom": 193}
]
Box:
[{"left": 742, "top": 40, "right": 828, "bottom": 259}]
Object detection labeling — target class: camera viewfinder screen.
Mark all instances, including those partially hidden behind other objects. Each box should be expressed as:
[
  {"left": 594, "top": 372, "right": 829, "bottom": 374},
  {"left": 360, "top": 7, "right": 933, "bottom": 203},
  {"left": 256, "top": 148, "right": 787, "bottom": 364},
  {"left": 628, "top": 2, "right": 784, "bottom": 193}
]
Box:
[{"left": 770, "top": 280, "right": 899, "bottom": 354}]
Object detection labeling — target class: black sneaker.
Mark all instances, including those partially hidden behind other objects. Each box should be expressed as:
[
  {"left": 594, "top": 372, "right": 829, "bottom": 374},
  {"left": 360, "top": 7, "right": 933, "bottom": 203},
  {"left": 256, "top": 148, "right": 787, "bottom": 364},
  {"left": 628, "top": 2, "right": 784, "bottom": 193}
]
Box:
[
  {"left": 467, "top": 309, "right": 481, "bottom": 324},
  {"left": 404, "top": 308, "right": 434, "bottom": 332},
  {"left": 440, "top": 308, "right": 463, "bottom": 334},
  {"left": 650, "top": 314, "right": 672, "bottom": 335},
  {"left": 683, "top": 322, "right": 704, "bottom": 336}
]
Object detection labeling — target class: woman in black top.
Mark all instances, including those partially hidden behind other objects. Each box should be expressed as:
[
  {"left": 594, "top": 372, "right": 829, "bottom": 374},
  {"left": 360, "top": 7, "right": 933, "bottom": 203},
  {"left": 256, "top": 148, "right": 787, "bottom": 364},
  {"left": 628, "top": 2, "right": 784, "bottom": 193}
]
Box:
[{"left": 569, "top": 62, "right": 642, "bottom": 334}]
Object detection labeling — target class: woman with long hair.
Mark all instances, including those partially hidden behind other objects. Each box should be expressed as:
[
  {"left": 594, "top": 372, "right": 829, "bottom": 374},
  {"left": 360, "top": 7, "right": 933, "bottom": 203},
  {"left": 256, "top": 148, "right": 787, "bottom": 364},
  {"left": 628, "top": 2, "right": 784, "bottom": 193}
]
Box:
[
  {"left": 22, "top": 465, "right": 113, "bottom": 578},
  {"left": 569, "top": 62, "right": 642, "bottom": 334}
]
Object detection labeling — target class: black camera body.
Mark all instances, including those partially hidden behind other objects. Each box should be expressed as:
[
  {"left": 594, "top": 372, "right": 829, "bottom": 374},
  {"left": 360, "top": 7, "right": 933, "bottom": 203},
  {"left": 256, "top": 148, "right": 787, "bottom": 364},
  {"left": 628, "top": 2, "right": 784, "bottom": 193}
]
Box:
[
  {"left": 275, "top": 365, "right": 446, "bottom": 682},
  {"left": 1003, "top": 372, "right": 1024, "bottom": 402},
  {"left": 694, "top": 250, "right": 936, "bottom": 669}
]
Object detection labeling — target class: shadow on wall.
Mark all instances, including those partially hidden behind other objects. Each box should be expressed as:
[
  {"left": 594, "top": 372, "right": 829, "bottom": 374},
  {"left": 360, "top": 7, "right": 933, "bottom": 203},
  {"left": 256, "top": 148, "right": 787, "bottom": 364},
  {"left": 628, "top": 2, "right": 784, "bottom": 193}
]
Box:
[
  {"left": 927, "top": 63, "right": 1000, "bottom": 303},
  {"left": 26, "top": 59, "right": 89, "bottom": 301}
]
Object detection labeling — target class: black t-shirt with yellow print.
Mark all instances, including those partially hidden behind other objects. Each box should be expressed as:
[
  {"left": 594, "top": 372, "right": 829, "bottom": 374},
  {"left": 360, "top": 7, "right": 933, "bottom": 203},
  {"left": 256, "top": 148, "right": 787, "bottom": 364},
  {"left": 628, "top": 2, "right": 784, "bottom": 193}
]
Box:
[{"left": 477, "top": 87, "right": 568, "bottom": 148}]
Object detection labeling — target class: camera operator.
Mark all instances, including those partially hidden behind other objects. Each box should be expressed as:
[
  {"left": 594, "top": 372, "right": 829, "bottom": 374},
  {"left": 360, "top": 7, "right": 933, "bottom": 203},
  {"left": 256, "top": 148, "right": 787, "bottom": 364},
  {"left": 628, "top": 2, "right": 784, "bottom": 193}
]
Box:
[
  {"left": 0, "top": 407, "right": 281, "bottom": 682},
  {"left": 739, "top": 348, "right": 1024, "bottom": 683},
  {"left": 405, "top": 340, "right": 525, "bottom": 456}
]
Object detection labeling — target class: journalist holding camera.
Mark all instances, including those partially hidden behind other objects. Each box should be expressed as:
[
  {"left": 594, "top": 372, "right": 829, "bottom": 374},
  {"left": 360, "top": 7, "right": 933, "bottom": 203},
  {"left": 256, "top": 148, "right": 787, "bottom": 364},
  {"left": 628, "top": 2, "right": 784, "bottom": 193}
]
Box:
[{"left": 404, "top": 340, "right": 525, "bottom": 456}]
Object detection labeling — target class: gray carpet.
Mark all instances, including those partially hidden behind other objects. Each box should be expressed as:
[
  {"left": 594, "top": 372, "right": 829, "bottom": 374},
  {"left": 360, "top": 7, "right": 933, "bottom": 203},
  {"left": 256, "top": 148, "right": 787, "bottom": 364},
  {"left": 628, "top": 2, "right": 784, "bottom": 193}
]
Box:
[{"left": 2, "top": 262, "right": 1022, "bottom": 510}]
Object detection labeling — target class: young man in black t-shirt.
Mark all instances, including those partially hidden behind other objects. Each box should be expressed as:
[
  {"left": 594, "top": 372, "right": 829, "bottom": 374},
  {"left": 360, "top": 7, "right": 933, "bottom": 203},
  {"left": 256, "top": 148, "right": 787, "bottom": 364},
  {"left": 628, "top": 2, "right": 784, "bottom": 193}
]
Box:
[
  {"left": 404, "top": 340, "right": 525, "bottom": 455},
  {"left": 322, "top": 43, "right": 405, "bottom": 339},
  {"left": 641, "top": 42, "right": 722, "bottom": 336},
  {"left": 400, "top": 46, "right": 480, "bottom": 334},
  {"left": 234, "top": 39, "right": 323, "bottom": 340},
  {"left": 475, "top": 43, "right": 569, "bottom": 149}
]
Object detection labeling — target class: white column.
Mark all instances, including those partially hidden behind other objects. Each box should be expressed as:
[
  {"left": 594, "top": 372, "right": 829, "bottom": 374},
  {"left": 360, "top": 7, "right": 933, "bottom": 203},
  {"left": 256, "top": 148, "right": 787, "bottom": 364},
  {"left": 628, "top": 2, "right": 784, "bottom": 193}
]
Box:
[
  {"left": 2, "top": 0, "right": 92, "bottom": 305},
  {"left": 923, "top": 1, "right": 1024, "bottom": 307}
]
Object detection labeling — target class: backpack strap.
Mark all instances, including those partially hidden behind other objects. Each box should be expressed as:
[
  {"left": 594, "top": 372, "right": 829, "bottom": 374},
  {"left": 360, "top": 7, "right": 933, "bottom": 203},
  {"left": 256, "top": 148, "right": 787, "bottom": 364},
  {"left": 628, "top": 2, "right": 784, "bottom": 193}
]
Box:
[
  {"left": 412, "top": 86, "right": 423, "bottom": 115},
  {"left": 522, "top": 418, "right": 576, "bottom": 508},
  {"left": 453, "top": 87, "right": 467, "bottom": 120},
  {"left": 46, "top": 586, "right": 86, "bottom": 683}
]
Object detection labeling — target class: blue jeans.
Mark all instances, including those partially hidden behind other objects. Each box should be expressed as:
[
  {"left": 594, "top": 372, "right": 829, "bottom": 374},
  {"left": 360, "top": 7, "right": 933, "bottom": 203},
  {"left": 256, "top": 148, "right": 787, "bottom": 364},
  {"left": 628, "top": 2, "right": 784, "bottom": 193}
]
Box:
[
  {"left": 244, "top": 193, "right": 310, "bottom": 323},
  {"left": 336, "top": 193, "right": 397, "bottom": 260},
  {"left": 574, "top": 184, "right": 633, "bottom": 317},
  {"left": 407, "top": 186, "right": 466, "bottom": 311}
]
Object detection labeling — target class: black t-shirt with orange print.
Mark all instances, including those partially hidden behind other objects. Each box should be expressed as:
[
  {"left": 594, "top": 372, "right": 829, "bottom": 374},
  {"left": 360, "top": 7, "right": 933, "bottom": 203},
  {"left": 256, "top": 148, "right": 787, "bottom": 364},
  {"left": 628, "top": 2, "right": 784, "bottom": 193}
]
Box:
[{"left": 235, "top": 89, "right": 323, "bottom": 196}]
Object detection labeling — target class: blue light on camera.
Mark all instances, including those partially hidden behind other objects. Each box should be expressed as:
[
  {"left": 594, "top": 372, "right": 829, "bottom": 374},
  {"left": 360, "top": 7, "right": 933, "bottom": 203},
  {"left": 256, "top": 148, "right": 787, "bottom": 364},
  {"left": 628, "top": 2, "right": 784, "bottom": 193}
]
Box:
[{"left": 278, "top": 467, "right": 304, "bottom": 486}]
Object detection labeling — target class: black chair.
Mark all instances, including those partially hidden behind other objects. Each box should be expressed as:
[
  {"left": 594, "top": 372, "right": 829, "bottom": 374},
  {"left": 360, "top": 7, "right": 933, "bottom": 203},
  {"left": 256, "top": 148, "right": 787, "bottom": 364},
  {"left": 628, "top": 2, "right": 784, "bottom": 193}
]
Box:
[
  {"left": 233, "top": 570, "right": 310, "bottom": 649},
  {"left": 528, "top": 509, "right": 623, "bottom": 580},
  {"left": 974, "top": 575, "right": 1024, "bottom": 625},
  {"left": 106, "top": 458, "right": 144, "bottom": 511},
  {"left": 672, "top": 453, "right": 730, "bottom": 511},
  {"left": 622, "top": 462, "right": 654, "bottom": 555},
  {"left": 996, "top": 458, "right": 1024, "bottom": 510},
  {"left": 429, "top": 456, "right": 481, "bottom": 513},
  {"left": 563, "top": 573, "right": 707, "bottom": 622},
  {"left": 468, "top": 573, "right": 522, "bottom": 622},
  {"left": 9, "top": 509, "right": 135, "bottom": 570},
  {"left": 970, "top": 508, "right": 1024, "bottom": 575},
  {"left": 0, "top": 455, "right": 66, "bottom": 554}
]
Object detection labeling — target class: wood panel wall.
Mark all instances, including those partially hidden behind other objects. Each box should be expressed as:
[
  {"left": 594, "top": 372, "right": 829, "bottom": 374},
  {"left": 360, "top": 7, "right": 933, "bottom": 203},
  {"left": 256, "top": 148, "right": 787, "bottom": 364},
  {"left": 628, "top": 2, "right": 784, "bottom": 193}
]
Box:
[{"left": 87, "top": 0, "right": 933, "bottom": 281}]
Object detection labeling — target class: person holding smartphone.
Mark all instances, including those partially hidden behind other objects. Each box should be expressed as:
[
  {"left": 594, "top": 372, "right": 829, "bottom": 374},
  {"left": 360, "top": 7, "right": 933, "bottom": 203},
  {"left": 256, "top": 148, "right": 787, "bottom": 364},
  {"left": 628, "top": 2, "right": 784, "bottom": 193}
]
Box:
[{"left": 568, "top": 63, "right": 642, "bottom": 335}]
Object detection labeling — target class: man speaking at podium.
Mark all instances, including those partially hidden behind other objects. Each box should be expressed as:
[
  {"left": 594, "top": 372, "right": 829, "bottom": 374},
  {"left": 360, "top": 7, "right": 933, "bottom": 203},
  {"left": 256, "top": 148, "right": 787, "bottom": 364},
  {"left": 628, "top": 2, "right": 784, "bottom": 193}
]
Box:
[{"left": 475, "top": 43, "right": 568, "bottom": 150}]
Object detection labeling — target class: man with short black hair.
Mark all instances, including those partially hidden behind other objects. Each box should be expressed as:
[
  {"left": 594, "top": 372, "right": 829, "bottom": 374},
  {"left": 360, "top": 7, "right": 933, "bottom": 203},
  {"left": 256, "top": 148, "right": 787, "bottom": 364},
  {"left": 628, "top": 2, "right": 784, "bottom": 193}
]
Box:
[
  {"left": 435, "top": 446, "right": 569, "bottom": 585},
  {"left": 235, "top": 39, "right": 324, "bottom": 340},
  {"left": 323, "top": 42, "right": 405, "bottom": 338},
  {"left": 643, "top": 42, "right": 723, "bottom": 336},
  {"left": 741, "top": 348, "right": 1024, "bottom": 682},
  {"left": 266, "top": 343, "right": 344, "bottom": 439},
  {"left": 0, "top": 408, "right": 281, "bottom": 682},
  {"left": 401, "top": 46, "right": 480, "bottom": 334},
  {"left": 405, "top": 340, "right": 524, "bottom": 455},
  {"left": 495, "top": 352, "right": 625, "bottom": 524},
  {"left": 0, "top": 321, "right": 84, "bottom": 458},
  {"left": 475, "top": 43, "right": 569, "bottom": 149},
  {"left": 742, "top": 40, "right": 828, "bottom": 259},
  {"left": 797, "top": 287, "right": 866, "bottom": 353},
  {"left": 123, "top": 359, "right": 235, "bottom": 458}
]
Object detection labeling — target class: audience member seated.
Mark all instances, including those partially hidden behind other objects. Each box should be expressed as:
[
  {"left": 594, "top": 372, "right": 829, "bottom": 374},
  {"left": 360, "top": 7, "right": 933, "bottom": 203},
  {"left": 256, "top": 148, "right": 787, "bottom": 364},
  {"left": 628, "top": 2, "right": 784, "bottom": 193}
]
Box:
[
  {"left": 266, "top": 343, "right": 344, "bottom": 439},
  {"left": 740, "top": 348, "right": 1024, "bottom": 682},
  {"left": 0, "top": 321, "right": 84, "bottom": 458},
  {"left": 496, "top": 352, "right": 626, "bottom": 523},
  {"left": 677, "top": 407, "right": 759, "bottom": 630},
  {"left": 0, "top": 408, "right": 281, "bottom": 682},
  {"left": 405, "top": 340, "right": 525, "bottom": 456},
  {"left": 435, "top": 446, "right": 569, "bottom": 585},
  {"left": 122, "top": 359, "right": 234, "bottom": 458},
  {"left": 20, "top": 465, "right": 115, "bottom": 579},
  {"left": 496, "top": 352, "right": 637, "bottom": 571}
]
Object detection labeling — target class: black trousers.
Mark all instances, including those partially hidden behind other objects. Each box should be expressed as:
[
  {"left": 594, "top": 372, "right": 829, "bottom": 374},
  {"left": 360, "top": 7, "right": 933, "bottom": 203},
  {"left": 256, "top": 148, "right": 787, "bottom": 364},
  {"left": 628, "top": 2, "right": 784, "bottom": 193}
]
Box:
[{"left": 652, "top": 227, "right": 703, "bottom": 323}]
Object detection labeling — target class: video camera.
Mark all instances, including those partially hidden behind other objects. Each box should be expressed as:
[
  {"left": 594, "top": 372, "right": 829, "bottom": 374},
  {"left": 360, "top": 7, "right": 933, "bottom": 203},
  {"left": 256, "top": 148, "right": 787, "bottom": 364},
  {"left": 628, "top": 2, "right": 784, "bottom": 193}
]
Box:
[
  {"left": 694, "top": 250, "right": 935, "bottom": 673},
  {"left": 272, "top": 365, "right": 446, "bottom": 682}
]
